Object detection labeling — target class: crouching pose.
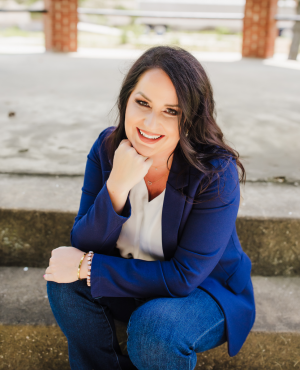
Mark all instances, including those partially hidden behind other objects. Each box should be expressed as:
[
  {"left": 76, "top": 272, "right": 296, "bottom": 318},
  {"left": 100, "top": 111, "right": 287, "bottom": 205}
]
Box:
[{"left": 44, "top": 45, "right": 255, "bottom": 370}]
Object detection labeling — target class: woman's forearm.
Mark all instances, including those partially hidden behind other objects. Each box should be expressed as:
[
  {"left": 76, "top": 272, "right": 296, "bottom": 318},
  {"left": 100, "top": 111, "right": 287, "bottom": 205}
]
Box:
[
  {"left": 106, "top": 177, "right": 130, "bottom": 216},
  {"left": 70, "top": 180, "right": 132, "bottom": 254}
]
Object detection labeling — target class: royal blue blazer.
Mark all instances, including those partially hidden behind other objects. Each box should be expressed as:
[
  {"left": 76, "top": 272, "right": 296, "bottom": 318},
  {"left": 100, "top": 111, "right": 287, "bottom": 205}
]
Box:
[{"left": 70, "top": 126, "right": 256, "bottom": 357}]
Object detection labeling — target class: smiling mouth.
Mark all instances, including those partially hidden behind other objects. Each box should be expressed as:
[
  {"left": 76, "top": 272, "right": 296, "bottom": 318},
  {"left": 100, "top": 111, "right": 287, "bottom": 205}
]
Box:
[{"left": 137, "top": 128, "right": 164, "bottom": 140}]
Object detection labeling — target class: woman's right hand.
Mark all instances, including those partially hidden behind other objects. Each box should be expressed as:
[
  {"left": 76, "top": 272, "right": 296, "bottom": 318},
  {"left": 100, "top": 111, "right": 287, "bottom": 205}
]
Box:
[{"left": 107, "top": 139, "right": 153, "bottom": 195}]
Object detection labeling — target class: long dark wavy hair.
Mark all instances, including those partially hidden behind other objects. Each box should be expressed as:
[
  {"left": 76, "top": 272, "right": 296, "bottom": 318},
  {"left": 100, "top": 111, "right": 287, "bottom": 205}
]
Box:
[{"left": 103, "top": 45, "right": 246, "bottom": 204}]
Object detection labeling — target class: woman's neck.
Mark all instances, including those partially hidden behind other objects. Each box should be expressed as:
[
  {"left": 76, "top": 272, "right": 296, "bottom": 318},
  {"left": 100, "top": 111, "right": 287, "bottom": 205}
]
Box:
[{"left": 148, "top": 153, "right": 174, "bottom": 174}]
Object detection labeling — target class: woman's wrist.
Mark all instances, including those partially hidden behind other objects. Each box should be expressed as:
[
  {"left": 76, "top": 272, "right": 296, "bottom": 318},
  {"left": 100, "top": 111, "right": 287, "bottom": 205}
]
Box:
[
  {"left": 107, "top": 177, "right": 129, "bottom": 215},
  {"left": 107, "top": 176, "right": 129, "bottom": 197},
  {"left": 80, "top": 253, "right": 89, "bottom": 279}
]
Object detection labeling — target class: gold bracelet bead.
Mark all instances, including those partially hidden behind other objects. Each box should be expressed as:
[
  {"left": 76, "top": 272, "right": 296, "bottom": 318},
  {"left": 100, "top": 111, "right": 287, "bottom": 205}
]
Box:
[{"left": 77, "top": 252, "right": 87, "bottom": 280}]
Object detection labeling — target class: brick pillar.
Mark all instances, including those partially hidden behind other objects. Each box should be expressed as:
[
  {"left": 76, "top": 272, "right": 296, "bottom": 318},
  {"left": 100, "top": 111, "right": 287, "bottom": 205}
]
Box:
[
  {"left": 43, "top": 0, "right": 78, "bottom": 52},
  {"left": 242, "top": 0, "right": 278, "bottom": 58}
]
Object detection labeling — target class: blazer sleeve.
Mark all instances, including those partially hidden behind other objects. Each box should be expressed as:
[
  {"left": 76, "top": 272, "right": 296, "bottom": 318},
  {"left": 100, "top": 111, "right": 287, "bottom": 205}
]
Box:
[
  {"left": 90, "top": 158, "right": 241, "bottom": 299},
  {"left": 70, "top": 130, "right": 132, "bottom": 255}
]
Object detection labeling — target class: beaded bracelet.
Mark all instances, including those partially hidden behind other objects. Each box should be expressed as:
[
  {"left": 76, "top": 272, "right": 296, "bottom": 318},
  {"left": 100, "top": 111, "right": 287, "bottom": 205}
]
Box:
[
  {"left": 77, "top": 252, "right": 87, "bottom": 280},
  {"left": 86, "top": 251, "right": 94, "bottom": 287}
]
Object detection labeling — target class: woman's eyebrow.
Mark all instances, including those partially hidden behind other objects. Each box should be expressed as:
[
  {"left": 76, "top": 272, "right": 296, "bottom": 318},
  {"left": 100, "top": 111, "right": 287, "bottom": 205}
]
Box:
[{"left": 136, "top": 91, "right": 179, "bottom": 108}]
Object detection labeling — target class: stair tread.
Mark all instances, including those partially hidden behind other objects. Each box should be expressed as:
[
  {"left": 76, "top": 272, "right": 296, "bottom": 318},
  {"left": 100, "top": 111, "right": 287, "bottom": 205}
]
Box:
[
  {"left": 1, "top": 267, "right": 299, "bottom": 332},
  {"left": 0, "top": 174, "right": 300, "bottom": 218}
]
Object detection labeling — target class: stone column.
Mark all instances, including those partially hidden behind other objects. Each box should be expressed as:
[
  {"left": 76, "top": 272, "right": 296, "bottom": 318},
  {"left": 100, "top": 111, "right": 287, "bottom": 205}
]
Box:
[
  {"left": 242, "top": 0, "right": 278, "bottom": 58},
  {"left": 43, "top": 0, "right": 78, "bottom": 52}
]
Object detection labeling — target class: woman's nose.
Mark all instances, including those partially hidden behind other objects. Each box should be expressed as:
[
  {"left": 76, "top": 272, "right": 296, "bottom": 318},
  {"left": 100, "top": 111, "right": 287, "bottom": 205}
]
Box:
[{"left": 144, "top": 111, "right": 158, "bottom": 130}]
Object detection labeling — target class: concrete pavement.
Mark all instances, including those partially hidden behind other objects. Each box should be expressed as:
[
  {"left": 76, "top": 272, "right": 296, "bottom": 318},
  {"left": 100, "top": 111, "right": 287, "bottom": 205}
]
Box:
[{"left": 0, "top": 49, "right": 299, "bottom": 182}]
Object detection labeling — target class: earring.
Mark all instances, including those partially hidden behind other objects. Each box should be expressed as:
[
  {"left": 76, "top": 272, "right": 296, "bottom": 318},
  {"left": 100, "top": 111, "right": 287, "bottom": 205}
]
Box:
[{"left": 185, "top": 129, "right": 189, "bottom": 137}]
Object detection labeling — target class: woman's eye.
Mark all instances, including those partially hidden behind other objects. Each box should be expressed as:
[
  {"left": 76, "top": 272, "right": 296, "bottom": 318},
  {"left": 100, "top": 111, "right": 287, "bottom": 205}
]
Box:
[
  {"left": 135, "top": 99, "right": 178, "bottom": 116},
  {"left": 136, "top": 99, "right": 149, "bottom": 107},
  {"left": 165, "top": 108, "right": 178, "bottom": 116}
]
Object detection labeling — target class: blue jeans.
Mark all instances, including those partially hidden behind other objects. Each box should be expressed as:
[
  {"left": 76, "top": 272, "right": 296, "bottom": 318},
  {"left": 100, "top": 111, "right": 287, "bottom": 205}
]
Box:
[{"left": 47, "top": 280, "right": 226, "bottom": 370}]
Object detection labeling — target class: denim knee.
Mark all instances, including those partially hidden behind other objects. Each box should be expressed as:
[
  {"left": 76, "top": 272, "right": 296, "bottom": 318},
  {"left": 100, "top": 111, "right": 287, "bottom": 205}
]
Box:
[
  {"left": 127, "top": 301, "right": 194, "bottom": 370},
  {"left": 47, "top": 280, "right": 75, "bottom": 306},
  {"left": 47, "top": 280, "right": 91, "bottom": 317},
  {"left": 194, "top": 318, "right": 226, "bottom": 353},
  {"left": 126, "top": 292, "right": 227, "bottom": 370}
]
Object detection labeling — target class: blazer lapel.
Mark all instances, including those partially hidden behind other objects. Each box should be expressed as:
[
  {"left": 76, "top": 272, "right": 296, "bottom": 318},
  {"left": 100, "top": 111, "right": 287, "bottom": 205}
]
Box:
[{"left": 162, "top": 145, "right": 190, "bottom": 261}]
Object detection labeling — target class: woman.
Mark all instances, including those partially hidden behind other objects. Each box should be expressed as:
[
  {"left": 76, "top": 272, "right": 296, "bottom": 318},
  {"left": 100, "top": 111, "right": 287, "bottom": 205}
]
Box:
[{"left": 44, "top": 45, "right": 256, "bottom": 370}]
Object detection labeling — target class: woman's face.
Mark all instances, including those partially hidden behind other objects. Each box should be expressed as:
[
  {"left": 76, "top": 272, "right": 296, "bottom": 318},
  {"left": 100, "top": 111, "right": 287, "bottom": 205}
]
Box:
[{"left": 124, "top": 68, "right": 181, "bottom": 161}]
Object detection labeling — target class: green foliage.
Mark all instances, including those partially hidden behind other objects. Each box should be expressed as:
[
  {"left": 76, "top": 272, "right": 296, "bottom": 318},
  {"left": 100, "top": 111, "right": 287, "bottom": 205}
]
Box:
[
  {"left": 114, "top": 5, "right": 128, "bottom": 10},
  {"left": 215, "top": 26, "right": 232, "bottom": 35},
  {"left": 120, "top": 23, "right": 144, "bottom": 37},
  {"left": 129, "top": 16, "right": 137, "bottom": 26},
  {"left": 0, "top": 26, "right": 43, "bottom": 38},
  {"left": 171, "top": 36, "right": 180, "bottom": 45},
  {"left": 30, "top": 12, "right": 43, "bottom": 20},
  {"left": 13, "top": 0, "right": 37, "bottom": 5},
  {"left": 120, "top": 30, "right": 128, "bottom": 44}
]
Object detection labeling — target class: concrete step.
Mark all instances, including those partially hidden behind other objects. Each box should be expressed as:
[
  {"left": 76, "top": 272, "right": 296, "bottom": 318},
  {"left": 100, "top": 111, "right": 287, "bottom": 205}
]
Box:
[
  {"left": 1, "top": 267, "right": 300, "bottom": 369},
  {"left": 0, "top": 174, "right": 300, "bottom": 276}
]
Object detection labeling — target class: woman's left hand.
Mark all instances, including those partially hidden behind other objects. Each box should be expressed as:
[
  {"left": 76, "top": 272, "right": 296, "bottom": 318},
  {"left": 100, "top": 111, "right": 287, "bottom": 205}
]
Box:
[{"left": 44, "top": 246, "right": 88, "bottom": 283}]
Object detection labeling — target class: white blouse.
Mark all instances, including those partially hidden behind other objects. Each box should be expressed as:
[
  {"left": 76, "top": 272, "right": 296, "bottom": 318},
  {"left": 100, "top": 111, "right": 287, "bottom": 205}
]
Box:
[{"left": 116, "top": 177, "right": 166, "bottom": 262}]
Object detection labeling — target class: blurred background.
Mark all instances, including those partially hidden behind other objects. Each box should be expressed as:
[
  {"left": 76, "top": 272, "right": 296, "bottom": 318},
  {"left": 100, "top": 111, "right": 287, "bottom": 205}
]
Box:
[
  {"left": 0, "top": 0, "right": 298, "bottom": 53},
  {"left": 0, "top": 1, "right": 300, "bottom": 369}
]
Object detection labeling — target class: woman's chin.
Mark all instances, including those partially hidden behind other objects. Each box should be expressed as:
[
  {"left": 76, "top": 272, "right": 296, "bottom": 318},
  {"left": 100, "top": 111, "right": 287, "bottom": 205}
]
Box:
[
  {"left": 135, "top": 147, "right": 152, "bottom": 157},
  {"left": 132, "top": 141, "right": 153, "bottom": 157}
]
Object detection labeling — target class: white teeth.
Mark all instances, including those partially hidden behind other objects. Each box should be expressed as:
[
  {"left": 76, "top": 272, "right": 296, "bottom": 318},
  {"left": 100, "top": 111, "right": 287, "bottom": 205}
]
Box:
[{"left": 138, "top": 129, "right": 162, "bottom": 139}]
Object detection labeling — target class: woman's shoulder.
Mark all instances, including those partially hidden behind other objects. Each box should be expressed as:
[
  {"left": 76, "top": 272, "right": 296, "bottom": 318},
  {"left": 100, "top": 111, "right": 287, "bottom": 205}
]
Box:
[
  {"left": 191, "top": 144, "right": 238, "bottom": 179},
  {"left": 97, "top": 126, "right": 116, "bottom": 145},
  {"left": 189, "top": 145, "right": 240, "bottom": 201}
]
